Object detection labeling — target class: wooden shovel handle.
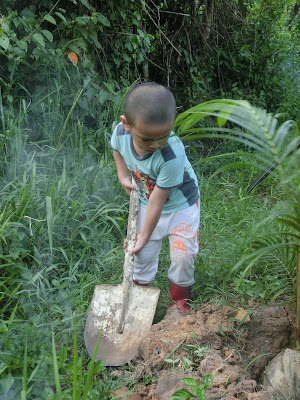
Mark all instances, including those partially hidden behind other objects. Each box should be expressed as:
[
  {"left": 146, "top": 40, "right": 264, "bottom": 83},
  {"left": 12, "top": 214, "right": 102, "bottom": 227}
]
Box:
[{"left": 117, "top": 184, "right": 139, "bottom": 333}]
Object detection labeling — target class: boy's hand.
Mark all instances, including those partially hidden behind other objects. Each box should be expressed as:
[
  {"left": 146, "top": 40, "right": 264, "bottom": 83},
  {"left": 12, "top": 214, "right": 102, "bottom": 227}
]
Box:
[
  {"left": 123, "top": 238, "right": 127, "bottom": 253},
  {"left": 120, "top": 176, "right": 137, "bottom": 195},
  {"left": 129, "top": 234, "right": 147, "bottom": 255},
  {"left": 123, "top": 234, "right": 148, "bottom": 255}
]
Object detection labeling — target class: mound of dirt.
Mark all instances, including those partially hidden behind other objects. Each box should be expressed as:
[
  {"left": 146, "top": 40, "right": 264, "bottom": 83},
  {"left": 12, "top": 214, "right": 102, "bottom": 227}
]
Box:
[{"left": 112, "top": 303, "right": 294, "bottom": 399}]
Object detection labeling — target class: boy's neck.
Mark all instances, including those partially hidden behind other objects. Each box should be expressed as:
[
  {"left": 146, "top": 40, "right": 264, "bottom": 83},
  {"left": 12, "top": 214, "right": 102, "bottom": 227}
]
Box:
[{"left": 132, "top": 140, "right": 147, "bottom": 156}]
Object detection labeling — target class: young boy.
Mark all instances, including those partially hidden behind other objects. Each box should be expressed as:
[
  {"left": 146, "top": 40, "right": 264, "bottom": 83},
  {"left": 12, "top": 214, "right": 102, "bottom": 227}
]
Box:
[{"left": 111, "top": 82, "right": 200, "bottom": 313}]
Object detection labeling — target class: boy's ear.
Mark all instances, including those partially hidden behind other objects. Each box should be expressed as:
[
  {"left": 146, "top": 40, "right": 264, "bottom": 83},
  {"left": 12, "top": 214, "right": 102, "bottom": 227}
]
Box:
[{"left": 120, "top": 115, "right": 131, "bottom": 131}]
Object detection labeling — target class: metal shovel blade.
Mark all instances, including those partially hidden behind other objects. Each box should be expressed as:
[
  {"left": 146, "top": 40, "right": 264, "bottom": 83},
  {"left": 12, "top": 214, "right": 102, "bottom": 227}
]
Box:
[{"left": 84, "top": 283, "right": 160, "bottom": 366}]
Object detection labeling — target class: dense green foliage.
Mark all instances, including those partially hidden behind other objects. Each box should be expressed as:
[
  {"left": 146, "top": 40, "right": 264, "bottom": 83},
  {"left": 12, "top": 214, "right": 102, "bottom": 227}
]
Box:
[
  {"left": 0, "top": 0, "right": 299, "bottom": 398},
  {"left": 1, "top": 0, "right": 299, "bottom": 125}
]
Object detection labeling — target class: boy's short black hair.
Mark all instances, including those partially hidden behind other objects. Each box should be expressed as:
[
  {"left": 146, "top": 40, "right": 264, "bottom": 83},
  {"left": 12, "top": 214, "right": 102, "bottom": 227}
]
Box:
[{"left": 124, "top": 82, "right": 176, "bottom": 127}]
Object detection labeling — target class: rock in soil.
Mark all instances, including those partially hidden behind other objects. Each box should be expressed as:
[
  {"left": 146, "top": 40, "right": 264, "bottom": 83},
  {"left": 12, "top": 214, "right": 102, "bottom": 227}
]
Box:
[{"left": 263, "top": 348, "right": 300, "bottom": 400}]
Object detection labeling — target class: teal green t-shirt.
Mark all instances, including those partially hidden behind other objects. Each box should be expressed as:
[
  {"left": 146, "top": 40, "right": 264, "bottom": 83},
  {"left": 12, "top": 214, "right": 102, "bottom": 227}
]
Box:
[{"left": 111, "top": 123, "right": 199, "bottom": 213}]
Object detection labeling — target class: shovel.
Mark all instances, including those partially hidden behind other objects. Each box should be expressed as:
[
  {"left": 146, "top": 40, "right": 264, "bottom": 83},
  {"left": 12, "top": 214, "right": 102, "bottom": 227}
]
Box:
[{"left": 84, "top": 186, "right": 160, "bottom": 366}]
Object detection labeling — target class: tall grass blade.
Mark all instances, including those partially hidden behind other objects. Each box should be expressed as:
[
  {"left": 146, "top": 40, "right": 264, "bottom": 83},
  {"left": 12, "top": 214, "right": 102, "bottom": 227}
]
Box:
[
  {"left": 238, "top": 353, "right": 272, "bottom": 379},
  {"left": 27, "top": 356, "right": 45, "bottom": 384},
  {"left": 161, "top": 338, "right": 186, "bottom": 368},
  {"left": 53, "top": 88, "right": 83, "bottom": 162},
  {"left": 21, "top": 338, "right": 27, "bottom": 400},
  {"left": 82, "top": 329, "right": 102, "bottom": 400},
  {"left": 73, "top": 314, "right": 78, "bottom": 400},
  {"left": 8, "top": 302, "right": 19, "bottom": 326},
  {"left": 46, "top": 196, "right": 53, "bottom": 253},
  {"left": 52, "top": 328, "right": 62, "bottom": 399},
  {"left": 76, "top": 355, "right": 83, "bottom": 400},
  {"left": 296, "top": 252, "right": 300, "bottom": 345}
]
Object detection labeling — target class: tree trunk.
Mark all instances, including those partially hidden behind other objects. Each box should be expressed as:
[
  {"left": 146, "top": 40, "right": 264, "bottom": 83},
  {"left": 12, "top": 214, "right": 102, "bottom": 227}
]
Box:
[{"left": 201, "top": 0, "right": 215, "bottom": 48}]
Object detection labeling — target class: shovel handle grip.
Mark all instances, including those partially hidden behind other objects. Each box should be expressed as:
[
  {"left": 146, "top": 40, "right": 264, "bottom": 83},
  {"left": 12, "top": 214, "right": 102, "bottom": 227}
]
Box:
[{"left": 117, "top": 184, "right": 139, "bottom": 334}]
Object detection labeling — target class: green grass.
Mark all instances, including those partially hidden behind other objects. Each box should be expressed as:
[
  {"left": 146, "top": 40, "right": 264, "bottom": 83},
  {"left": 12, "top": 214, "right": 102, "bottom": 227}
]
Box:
[
  {"left": 0, "top": 98, "right": 132, "bottom": 397},
  {"left": 0, "top": 95, "right": 297, "bottom": 398},
  {"left": 192, "top": 165, "right": 295, "bottom": 305}
]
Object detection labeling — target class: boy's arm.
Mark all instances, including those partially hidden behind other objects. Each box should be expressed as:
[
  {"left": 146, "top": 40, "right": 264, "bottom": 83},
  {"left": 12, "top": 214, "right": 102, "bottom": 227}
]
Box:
[
  {"left": 113, "top": 150, "right": 137, "bottom": 195},
  {"left": 130, "top": 185, "right": 170, "bottom": 254}
]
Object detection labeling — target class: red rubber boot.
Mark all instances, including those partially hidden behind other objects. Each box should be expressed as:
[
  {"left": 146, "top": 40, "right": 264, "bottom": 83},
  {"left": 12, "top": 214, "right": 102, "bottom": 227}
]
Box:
[
  {"left": 170, "top": 282, "right": 191, "bottom": 314},
  {"left": 133, "top": 280, "right": 149, "bottom": 286}
]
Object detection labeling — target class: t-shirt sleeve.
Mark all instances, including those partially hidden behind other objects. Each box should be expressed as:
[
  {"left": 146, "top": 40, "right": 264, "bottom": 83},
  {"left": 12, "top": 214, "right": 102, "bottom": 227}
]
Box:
[
  {"left": 156, "top": 155, "right": 185, "bottom": 189},
  {"left": 110, "top": 125, "right": 119, "bottom": 151}
]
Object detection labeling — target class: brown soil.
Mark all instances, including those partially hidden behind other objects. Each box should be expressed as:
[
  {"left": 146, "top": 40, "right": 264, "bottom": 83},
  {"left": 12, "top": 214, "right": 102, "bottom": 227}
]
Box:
[{"left": 112, "top": 302, "right": 294, "bottom": 400}]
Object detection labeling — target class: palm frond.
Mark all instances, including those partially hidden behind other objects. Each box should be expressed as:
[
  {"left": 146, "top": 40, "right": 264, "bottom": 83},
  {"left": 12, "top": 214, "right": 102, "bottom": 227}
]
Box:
[{"left": 174, "top": 99, "right": 298, "bottom": 180}]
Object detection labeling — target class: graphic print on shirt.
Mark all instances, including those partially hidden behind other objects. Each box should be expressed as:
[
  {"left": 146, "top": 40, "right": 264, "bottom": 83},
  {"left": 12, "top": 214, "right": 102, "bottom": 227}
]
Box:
[
  {"left": 129, "top": 166, "right": 170, "bottom": 203},
  {"left": 130, "top": 167, "right": 156, "bottom": 201}
]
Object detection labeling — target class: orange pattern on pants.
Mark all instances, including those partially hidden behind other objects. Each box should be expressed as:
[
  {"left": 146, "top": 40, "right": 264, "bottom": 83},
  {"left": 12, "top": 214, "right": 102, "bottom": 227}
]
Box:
[
  {"left": 170, "top": 239, "right": 188, "bottom": 261},
  {"left": 133, "top": 202, "right": 200, "bottom": 287}
]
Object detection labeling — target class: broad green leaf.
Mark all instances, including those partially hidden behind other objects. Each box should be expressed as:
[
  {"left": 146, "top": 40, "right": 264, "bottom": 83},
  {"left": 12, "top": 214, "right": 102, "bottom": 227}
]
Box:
[
  {"left": 217, "top": 115, "right": 228, "bottom": 127},
  {"left": 9, "top": 247, "right": 23, "bottom": 259},
  {"left": 89, "top": 30, "right": 102, "bottom": 49},
  {"left": 0, "top": 361, "right": 7, "bottom": 374},
  {"left": 194, "top": 386, "right": 206, "bottom": 399},
  {"left": 42, "top": 29, "right": 53, "bottom": 42},
  {"left": 16, "top": 39, "right": 28, "bottom": 51},
  {"left": 13, "top": 46, "right": 25, "bottom": 57},
  {"left": 0, "top": 323, "right": 8, "bottom": 334},
  {"left": 181, "top": 377, "right": 197, "bottom": 387},
  {"left": 217, "top": 103, "right": 237, "bottom": 127},
  {"left": 44, "top": 14, "right": 56, "bottom": 25},
  {"left": 201, "top": 373, "right": 214, "bottom": 386},
  {"left": 0, "top": 35, "right": 9, "bottom": 50},
  {"left": 32, "top": 33, "right": 45, "bottom": 47},
  {"left": 97, "top": 13, "right": 110, "bottom": 27},
  {"left": 169, "top": 388, "right": 196, "bottom": 400},
  {"left": 124, "top": 53, "right": 131, "bottom": 62},
  {"left": 0, "top": 20, "right": 9, "bottom": 33},
  {"left": 0, "top": 373, "right": 14, "bottom": 396},
  {"left": 80, "top": 0, "right": 92, "bottom": 9},
  {"left": 55, "top": 12, "right": 67, "bottom": 24},
  {"left": 70, "top": 39, "right": 87, "bottom": 51}
]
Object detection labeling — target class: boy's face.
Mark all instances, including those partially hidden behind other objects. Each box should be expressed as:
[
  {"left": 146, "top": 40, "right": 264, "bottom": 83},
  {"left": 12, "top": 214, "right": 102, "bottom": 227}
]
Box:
[{"left": 120, "top": 115, "right": 174, "bottom": 155}]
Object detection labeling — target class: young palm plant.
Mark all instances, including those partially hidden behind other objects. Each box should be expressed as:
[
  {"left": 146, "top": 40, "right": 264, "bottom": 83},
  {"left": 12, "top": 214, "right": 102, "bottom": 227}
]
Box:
[{"left": 174, "top": 99, "right": 300, "bottom": 344}]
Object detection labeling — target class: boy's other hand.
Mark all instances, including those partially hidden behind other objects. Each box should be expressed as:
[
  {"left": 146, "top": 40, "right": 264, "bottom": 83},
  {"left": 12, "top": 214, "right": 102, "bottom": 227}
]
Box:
[
  {"left": 129, "top": 233, "right": 147, "bottom": 255},
  {"left": 120, "top": 176, "right": 137, "bottom": 195},
  {"left": 123, "top": 234, "right": 148, "bottom": 255},
  {"left": 123, "top": 238, "right": 127, "bottom": 253}
]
